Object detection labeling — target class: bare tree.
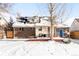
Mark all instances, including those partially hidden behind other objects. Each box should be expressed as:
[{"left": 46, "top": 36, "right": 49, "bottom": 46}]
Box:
[
  {"left": 0, "top": 3, "right": 12, "bottom": 12},
  {"left": 0, "top": 3, "right": 13, "bottom": 38},
  {"left": 0, "top": 3, "right": 13, "bottom": 27},
  {"left": 48, "top": 3, "right": 68, "bottom": 40}
]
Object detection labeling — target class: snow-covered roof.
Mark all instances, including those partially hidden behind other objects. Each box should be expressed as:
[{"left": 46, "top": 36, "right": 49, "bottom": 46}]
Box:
[
  {"left": 0, "top": 19, "right": 7, "bottom": 27},
  {"left": 13, "top": 22, "right": 34, "bottom": 27},
  {"left": 70, "top": 18, "right": 79, "bottom": 31},
  {"left": 13, "top": 22, "right": 50, "bottom": 27},
  {"left": 62, "top": 18, "right": 75, "bottom": 27},
  {"left": 0, "top": 12, "right": 16, "bottom": 23},
  {"left": 13, "top": 18, "right": 50, "bottom": 27},
  {"left": 0, "top": 12, "right": 50, "bottom": 27},
  {"left": 0, "top": 12, "right": 16, "bottom": 27},
  {"left": 54, "top": 23, "right": 69, "bottom": 28}
]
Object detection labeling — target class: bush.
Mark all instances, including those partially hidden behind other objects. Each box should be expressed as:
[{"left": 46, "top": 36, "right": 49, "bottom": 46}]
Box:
[
  {"left": 38, "top": 34, "right": 47, "bottom": 37},
  {"left": 63, "top": 38, "right": 71, "bottom": 44}
]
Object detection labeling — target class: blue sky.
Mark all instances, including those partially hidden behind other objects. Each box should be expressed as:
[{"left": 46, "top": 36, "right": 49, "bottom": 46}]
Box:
[
  {"left": 11, "top": 3, "right": 79, "bottom": 18},
  {"left": 67, "top": 3, "right": 79, "bottom": 18},
  {"left": 11, "top": 3, "right": 49, "bottom": 16}
]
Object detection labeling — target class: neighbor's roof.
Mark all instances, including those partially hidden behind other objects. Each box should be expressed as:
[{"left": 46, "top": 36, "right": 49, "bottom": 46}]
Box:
[
  {"left": 62, "top": 18, "right": 75, "bottom": 27},
  {"left": 70, "top": 18, "right": 79, "bottom": 31},
  {"left": 54, "top": 23, "right": 69, "bottom": 28},
  {"left": 0, "top": 12, "right": 16, "bottom": 23},
  {"left": 0, "top": 12, "right": 16, "bottom": 27}
]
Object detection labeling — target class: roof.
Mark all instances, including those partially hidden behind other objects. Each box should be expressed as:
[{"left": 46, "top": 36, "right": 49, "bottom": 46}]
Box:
[
  {"left": 13, "top": 18, "right": 50, "bottom": 27},
  {"left": 54, "top": 23, "right": 69, "bottom": 28},
  {"left": 0, "top": 13, "right": 50, "bottom": 27},
  {"left": 13, "top": 22, "right": 34, "bottom": 27},
  {"left": 0, "top": 19, "right": 7, "bottom": 27},
  {"left": 0, "top": 12, "right": 15, "bottom": 27},
  {"left": 0, "top": 12, "right": 16, "bottom": 23},
  {"left": 62, "top": 18, "right": 75, "bottom": 27},
  {"left": 76, "top": 18, "right": 79, "bottom": 22},
  {"left": 70, "top": 18, "right": 79, "bottom": 31},
  {"left": 13, "top": 22, "right": 50, "bottom": 27}
]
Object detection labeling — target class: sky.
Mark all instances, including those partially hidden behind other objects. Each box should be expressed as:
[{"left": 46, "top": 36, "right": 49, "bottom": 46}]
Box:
[
  {"left": 10, "top": 3, "right": 79, "bottom": 19},
  {"left": 67, "top": 3, "right": 79, "bottom": 18},
  {"left": 11, "top": 3, "right": 49, "bottom": 16}
]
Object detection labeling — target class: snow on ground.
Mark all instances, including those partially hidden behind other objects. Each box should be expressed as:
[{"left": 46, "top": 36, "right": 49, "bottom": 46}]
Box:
[{"left": 0, "top": 39, "right": 79, "bottom": 56}]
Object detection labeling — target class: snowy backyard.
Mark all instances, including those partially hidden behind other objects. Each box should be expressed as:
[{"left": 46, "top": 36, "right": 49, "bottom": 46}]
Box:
[{"left": 0, "top": 39, "right": 79, "bottom": 56}]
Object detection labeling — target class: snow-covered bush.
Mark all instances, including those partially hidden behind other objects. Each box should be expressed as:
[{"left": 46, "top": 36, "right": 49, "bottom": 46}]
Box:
[{"left": 63, "top": 38, "right": 71, "bottom": 44}]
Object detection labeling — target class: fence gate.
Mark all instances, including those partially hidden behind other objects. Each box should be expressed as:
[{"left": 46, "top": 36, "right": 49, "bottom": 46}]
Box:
[{"left": 5, "top": 27, "right": 14, "bottom": 39}]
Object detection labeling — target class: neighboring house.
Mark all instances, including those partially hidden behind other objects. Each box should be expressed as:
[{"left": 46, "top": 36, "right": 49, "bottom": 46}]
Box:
[
  {"left": 63, "top": 18, "right": 79, "bottom": 39},
  {"left": 0, "top": 12, "right": 12, "bottom": 39},
  {"left": 70, "top": 18, "right": 79, "bottom": 39},
  {"left": 0, "top": 12, "right": 16, "bottom": 39}
]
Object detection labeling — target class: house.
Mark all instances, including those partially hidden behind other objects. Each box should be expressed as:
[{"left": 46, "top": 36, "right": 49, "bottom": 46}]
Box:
[
  {"left": 0, "top": 13, "right": 51, "bottom": 40},
  {"left": 12, "top": 16, "right": 50, "bottom": 39},
  {"left": 1, "top": 12, "right": 73, "bottom": 40}
]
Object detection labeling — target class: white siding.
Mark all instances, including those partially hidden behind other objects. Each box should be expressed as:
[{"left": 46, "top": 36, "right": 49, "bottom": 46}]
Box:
[{"left": 35, "top": 27, "right": 49, "bottom": 37}]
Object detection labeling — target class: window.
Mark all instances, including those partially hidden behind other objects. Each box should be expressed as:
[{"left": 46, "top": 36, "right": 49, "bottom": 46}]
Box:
[
  {"left": 19, "top": 28, "right": 24, "bottom": 31},
  {"left": 22, "top": 28, "right": 24, "bottom": 31},
  {"left": 39, "top": 27, "right": 42, "bottom": 31},
  {"left": 19, "top": 28, "right": 21, "bottom": 30}
]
